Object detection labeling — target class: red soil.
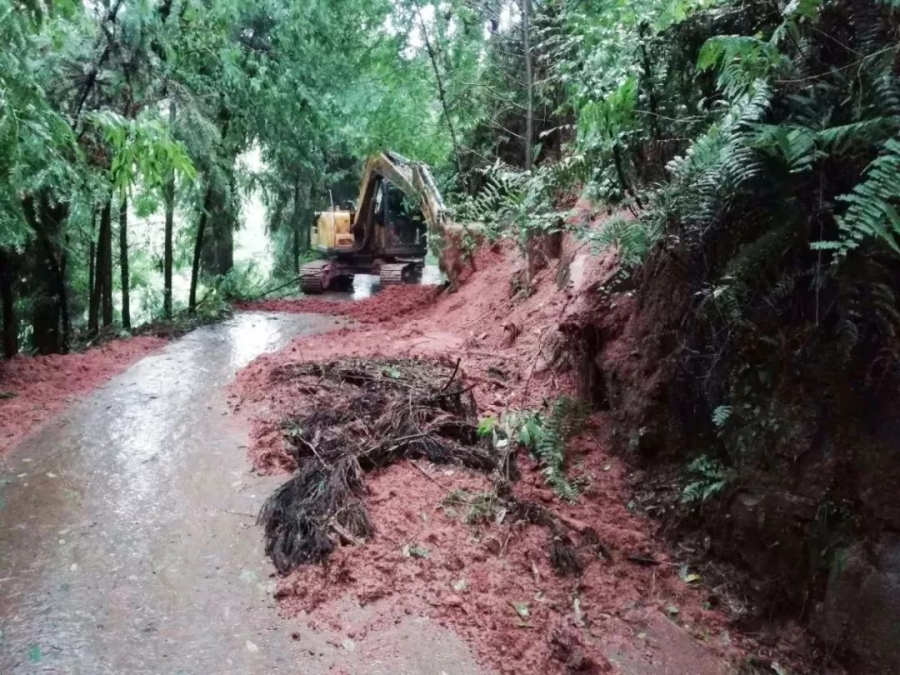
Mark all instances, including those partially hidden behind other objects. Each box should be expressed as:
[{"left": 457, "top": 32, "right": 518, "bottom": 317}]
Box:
[
  {"left": 231, "top": 229, "right": 817, "bottom": 674},
  {"left": 269, "top": 434, "right": 745, "bottom": 675},
  {"left": 235, "top": 284, "right": 439, "bottom": 324},
  {"left": 0, "top": 336, "right": 166, "bottom": 453}
]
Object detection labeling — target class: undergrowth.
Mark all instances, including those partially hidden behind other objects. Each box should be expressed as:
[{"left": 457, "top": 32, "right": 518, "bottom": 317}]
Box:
[{"left": 480, "top": 396, "right": 588, "bottom": 503}]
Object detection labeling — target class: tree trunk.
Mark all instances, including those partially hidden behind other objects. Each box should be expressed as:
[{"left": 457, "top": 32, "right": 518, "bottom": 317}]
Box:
[
  {"left": 60, "top": 237, "right": 70, "bottom": 353},
  {"left": 304, "top": 184, "right": 313, "bottom": 251},
  {"left": 638, "top": 22, "right": 661, "bottom": 141},
  {"left": 523, "top": 0, "right": 534, "bottom": 170},
  {"left": 36, "top": 237, "right": 67, "bottom": 355},
  {"left": 22, "top": 194, "right": 68, "bottom": 354},
  {"left": 0, "top": 250, "right": 17, "bottom": 359},
  {"left": 413, "top": 0, "right": 466, "bottom": 188},
  {"left": 88, "top": 233, "right": 100, "bottom": 335},
  {"left": 189, "top": 186, "right": 214, "bottom": 314},
  {"left": 102, "top": 201, "right": 113, "bottom": 328},
  {"left": 293, "top": 177, "right": 301, "bottom": 273},
  {"left": 91, "top": 200, "right": 113, "bottom": 334},
  {"left": 119, "top": 195, "right": 130, "bottom": 330},
  {"left": 88, "top": 209, "right": 96, "bottom": 331},
  {"left": 163, "top": 104, "right": 176, "bottom": 320},
  {"left": 211, "top": 171, "right": 235, "bottom": 277}
]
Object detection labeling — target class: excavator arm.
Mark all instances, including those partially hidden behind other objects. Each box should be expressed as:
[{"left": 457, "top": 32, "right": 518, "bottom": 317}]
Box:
[
  {"left": 354, "top": 151, "right": 462, "bottom": 285},
  {"left": 300, "top": 151, "right": 468, "bottom": 294}
]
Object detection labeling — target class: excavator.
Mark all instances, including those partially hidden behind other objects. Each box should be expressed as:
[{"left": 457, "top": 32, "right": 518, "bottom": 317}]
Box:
[{"left": 299, "top": 151, "right": 459, "bottom": 293}]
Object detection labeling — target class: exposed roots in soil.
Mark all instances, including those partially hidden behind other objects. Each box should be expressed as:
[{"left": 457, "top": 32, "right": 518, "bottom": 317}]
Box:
[
  {"left": 259, "top": 358, "right": 498, "bottom": 572},
  {"left": 259, "top": 357, "right": 613, "bottom": 577}
]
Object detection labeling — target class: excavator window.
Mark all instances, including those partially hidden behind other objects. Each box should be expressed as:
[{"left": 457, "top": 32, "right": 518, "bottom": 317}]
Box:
[
  {"left": 367, "top": 174, "right": 426, "bottom": 246},
  {"left": 373, "top": 178, "right": 385, "bottom": 226}
]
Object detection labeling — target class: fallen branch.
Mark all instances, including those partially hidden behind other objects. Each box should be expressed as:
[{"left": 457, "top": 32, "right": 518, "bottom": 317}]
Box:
[{"left": 440, "top": 357, "right": 461, "bottom": 393}]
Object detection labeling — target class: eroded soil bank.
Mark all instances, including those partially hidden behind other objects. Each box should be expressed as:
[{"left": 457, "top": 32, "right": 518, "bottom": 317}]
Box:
[{"left": 233, "top": 241, "right": 845, "bottom": 674}]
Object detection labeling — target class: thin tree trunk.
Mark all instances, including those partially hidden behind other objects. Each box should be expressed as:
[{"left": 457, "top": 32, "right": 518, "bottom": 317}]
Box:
[
  {"left": 119, "top": 195, "right": 130, "bottom": 330},
  {"left": 638, "top": 22, "right": 661, "bottom": 141},
  {"left": 613, "top": 143, "right": 643, "bottom": 210},
  {"left": 60, "top": 236, "right": 70, "bottom": 353},
  {"left": 413, "top": 0, "right": 466, "bottom": 187},
  {"left": 164, "top": 103, "right": 176, "bottom": 320},
  {"left": 0, "top": 250, "right": 17, "bottom": 358},
  {"left": 303, "top": 184, "right": 313, "bottom": 251},
  {"left": 93, "top": 200, "right": 113, "bottom": 331},
  {"left": 189, "top": 187, "right": 213, "bottom": 314},
  {"left": 293, "top": 177, "right": 301, "bottom": 273},
  {"left": 522, "top": 0, "right": 534, "bottom": 170},
  {"left": 88, "top": 213, "right": 100, "bottom": 335},
  {"left": 87, "top": 209, "right": 96, "bottom": 331}
]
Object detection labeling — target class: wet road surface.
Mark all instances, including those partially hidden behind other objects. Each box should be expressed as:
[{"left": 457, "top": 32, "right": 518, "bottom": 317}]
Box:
[{"left": 0, "top": 313, "right": 482, "bottom": 675}]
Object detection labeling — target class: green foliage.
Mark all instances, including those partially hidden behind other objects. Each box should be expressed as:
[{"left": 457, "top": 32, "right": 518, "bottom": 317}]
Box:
[
  {"left": 89, "top": 111, "right": 196, "bottom": 196},
  {"left": 455, "top": 162, "right": 567, "bottom": 245},
  {"left": 816, "top": 138, "right": 900, "bottom": 256},
  {"left": 476, "top": 415, "right": 498, "bottom": 438},
  {"left": 711, "top": 405, "right": 732, "bottom": 429},
  {"left": 697, "top": 35, "right": 783, "bottom": 97},
  {"left": 578, "top": 214, "right": 653, "bottom": 267},
  {"left": 509, "top": 397, "right": 588, "bottom": 503},
  {"left": 214, "top": 262, "right": 267, "bottom": 302},
  {"left": 682, "top": 456, "right": 729, "bottom": 504}
]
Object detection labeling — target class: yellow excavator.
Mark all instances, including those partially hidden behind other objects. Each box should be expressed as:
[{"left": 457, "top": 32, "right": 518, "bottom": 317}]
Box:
[{"left": 299, "top": 151, "right": 457, "bottom": 293}]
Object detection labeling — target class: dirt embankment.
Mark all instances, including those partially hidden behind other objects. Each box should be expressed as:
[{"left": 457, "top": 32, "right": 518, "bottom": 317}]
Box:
[
  {"left": 0, "top": 336, "right": 167, "bottom": 453},
  {"left": 231, "top": 230, "right": 833, "bottom": 674}
]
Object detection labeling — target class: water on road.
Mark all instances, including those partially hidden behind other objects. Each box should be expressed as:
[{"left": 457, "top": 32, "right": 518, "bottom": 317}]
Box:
[{"left": 0, "top": 313, "right": 481, "bottom": 675}]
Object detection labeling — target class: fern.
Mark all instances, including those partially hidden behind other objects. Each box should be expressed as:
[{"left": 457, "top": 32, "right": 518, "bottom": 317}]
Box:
[
  {"left": 697, "top": 36, "right": 782, "bottom": 97},
  {"left": 815, "top": 138, "right": 900, "bottom": 255},
  {"left": 752, "top": 124, "right": 818, "bottom": 173},
  {"left": 817, "top": 118, "right": 900, "bottom": 156},
  {"left": 581, "top": 214, "right": 653, "bottom": 267},
  {"left": 682, "top": 456, "right": 730, "bottom": 505},
  {"left": 514, "top": 397, "right": 586, "bottom": 503},
  {"left": 712, "top": 405, "right": 732, "bottom": 428}
]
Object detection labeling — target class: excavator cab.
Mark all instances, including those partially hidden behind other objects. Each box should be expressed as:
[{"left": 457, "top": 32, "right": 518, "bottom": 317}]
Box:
[{"left": 371, "top": 179, "right": 426, "bottom": 250}]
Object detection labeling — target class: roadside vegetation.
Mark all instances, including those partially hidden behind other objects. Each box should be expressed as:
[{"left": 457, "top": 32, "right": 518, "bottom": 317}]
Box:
[{"left": 3, "top": 0, "right": 900, "bottom": 670}]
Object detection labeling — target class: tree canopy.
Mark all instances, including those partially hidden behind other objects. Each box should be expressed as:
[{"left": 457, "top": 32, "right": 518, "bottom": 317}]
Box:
[{"left": 1, "top": 0, "right": 899, "bottom": 375}]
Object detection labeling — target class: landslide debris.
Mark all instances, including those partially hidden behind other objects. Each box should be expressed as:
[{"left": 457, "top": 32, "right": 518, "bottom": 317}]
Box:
[{"left": 258, "top": 358, "right": 498, "bottom": 572}]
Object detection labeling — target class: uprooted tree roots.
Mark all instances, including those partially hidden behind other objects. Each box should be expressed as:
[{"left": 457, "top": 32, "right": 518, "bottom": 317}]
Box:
[{"left": 258, "top": 358, "right": 608, "bottom": 575}]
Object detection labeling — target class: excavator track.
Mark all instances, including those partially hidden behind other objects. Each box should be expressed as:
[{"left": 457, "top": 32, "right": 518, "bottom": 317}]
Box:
[
  {"left": 379, "top": 262, "right": 423, "bottom": 287},
  {"left": 299, "top": 260, "right": 332, "bottom": 294}
]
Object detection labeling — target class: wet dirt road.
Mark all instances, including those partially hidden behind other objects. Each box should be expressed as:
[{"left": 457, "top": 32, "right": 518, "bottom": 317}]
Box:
[{"left": 0, "top": 313, "right": 482, "bottom": 675}]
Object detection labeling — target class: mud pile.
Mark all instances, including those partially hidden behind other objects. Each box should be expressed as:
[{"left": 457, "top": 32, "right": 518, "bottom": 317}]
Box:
[{"left": 235, "top": 284, "right": 439, "bottom": 324}]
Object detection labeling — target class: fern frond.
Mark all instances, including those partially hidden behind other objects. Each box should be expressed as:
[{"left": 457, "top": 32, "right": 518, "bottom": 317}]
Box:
[
  {"left": 698, "top": 36, "right": 782, "bottom": 97},
  {"left": 826, "top": 138, "right": 900, "bottom": 255},
  {"left": 584, "top": 215, "right": 653, "bottom": 266},
  {"left": 817, "top": 117, "right": 900, "bottom": 155}
]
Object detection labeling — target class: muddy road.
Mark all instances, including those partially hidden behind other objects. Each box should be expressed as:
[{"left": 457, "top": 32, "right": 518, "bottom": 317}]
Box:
[{"left": 0, "top": 313, "right": 481, "bottom": 675}]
